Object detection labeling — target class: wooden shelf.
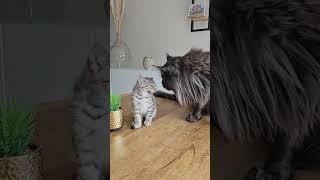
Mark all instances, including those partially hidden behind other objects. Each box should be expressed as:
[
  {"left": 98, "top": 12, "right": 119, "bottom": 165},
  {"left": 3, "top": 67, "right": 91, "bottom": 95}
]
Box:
[{"left": 188, "top": 15, "right": 208, "bottom": 21}]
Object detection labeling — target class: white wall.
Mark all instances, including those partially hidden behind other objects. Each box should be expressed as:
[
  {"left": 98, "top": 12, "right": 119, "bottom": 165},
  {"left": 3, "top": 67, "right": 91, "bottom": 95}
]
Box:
[
  {"left": 110, "top": 0, "right": 210, "bottom": 68},
  {"left": 110, "top": 0, "right": 210, "bottom": 94}
]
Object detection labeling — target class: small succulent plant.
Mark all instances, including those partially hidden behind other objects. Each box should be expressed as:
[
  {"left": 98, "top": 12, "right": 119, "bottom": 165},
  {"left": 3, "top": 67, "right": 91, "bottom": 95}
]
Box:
[{"left": 110, "top": 94, "right": 121, "bottom": 111}]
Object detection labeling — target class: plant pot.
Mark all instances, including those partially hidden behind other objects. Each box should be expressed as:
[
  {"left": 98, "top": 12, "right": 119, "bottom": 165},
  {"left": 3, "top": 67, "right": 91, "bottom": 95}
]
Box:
[
  {"left": 0, "top": 144, "right": 43, "bottom": 180},
  {"left": 110, "top": 109, "right": 123, "bottom": 132}
]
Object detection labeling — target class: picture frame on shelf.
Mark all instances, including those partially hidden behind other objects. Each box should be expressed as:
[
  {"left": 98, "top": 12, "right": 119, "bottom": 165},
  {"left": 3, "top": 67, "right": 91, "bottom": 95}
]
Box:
[
  {"left": 188, "top": 2, "right": 206, "bottom": 17},
  {"left": 189, "top": 0, "right": 209, "bottom": 32}
]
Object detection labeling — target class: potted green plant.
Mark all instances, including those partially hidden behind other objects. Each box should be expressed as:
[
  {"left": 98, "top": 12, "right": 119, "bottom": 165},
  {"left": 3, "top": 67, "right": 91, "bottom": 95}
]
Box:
[
  {"left": 0, "top": 100, "right": 42, "bottom": 179},
  {"left": 110, "top": 94, "right": 123, "bottom": 132}
]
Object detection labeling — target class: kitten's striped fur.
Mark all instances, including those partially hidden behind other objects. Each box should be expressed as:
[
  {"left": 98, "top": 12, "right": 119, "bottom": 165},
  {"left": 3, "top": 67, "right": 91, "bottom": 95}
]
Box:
[
  {"left": 71, "top": 42, "right": 108, "bottom": 180},
  {"left": 131, "top": 75, "right": 157, "bottom": 129}
]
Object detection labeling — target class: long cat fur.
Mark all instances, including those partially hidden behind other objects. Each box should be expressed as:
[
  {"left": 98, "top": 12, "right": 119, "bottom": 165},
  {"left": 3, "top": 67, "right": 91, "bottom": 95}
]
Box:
[
  {"left": 210, "top": 0, "right": 320, "bottom": 179},
  {"left": 154, "top": 49, "right": 210, "bottom": 122}
]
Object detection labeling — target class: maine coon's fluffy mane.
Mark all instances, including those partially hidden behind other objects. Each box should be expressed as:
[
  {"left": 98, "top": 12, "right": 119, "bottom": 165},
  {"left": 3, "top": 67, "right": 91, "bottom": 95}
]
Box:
[
  {"left": 210, "top": 0, "right": 320, "bottom": 142},
  {"left": 166, "top": 49, "right": 210, "bottom": 108}
]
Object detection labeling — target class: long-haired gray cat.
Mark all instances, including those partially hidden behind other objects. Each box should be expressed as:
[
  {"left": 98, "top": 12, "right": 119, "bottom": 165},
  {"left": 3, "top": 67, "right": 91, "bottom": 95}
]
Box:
[
  {"left": 71, "top": 42, "right": 108, "bottom": 180},
  {"left": 154, "top": 49, "right": 210, "bottom": 122},
  {"left": 131, "top": 75, "right": 157, "bottom": 129}
]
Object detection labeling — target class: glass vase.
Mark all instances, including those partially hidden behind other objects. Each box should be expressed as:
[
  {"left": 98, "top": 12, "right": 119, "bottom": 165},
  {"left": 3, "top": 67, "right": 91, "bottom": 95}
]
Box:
[{"left": 110, "top": 39, "right": 130, "bottom": 68}]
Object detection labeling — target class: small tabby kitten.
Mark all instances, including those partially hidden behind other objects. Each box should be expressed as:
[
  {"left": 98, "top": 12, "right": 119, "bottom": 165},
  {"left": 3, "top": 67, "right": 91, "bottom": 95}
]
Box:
[
  {"left": 71, "top": 42, "right": 108, "bottom": 180},
  {"left": 131, "top": 75, "right": 157, "bottom": 129}
]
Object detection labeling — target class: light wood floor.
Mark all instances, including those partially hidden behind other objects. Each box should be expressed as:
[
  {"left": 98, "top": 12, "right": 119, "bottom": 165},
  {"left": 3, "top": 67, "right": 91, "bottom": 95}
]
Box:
[
  {"left": 32, "top": 97, "right": 320, "bottom": 180},
  {"left": 110, "top": 95, "right": 210, "bottom": 180}
]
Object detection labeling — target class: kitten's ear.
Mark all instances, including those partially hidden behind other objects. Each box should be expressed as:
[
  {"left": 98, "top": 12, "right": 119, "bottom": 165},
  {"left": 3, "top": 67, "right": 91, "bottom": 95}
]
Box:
[
  {"left": 138, "top": 74, "right": 144, "bottom": 79},
  {"left": 137, "top": 74, "right": 144, "bottom": 84},
  {"left": 88, "top": 48, "right": 99, "bottom": 74}
]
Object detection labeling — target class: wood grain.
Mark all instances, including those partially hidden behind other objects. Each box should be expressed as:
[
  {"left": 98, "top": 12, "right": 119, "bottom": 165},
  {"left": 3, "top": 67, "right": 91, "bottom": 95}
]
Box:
[
  {"left": 188, "top": 15, "right": 209, "bottom": 21},
  {"left": 110, "top": 95, "right": 210, "bottom": 180}
]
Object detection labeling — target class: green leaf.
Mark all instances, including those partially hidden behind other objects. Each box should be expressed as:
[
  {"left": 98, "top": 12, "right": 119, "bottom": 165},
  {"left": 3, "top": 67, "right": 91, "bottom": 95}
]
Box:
[
  {"left": 0, "top": 99, "right": 35, "bottom": 157},
  {"left": 110, "top": 94, "right": 121, "bottom": 111}
]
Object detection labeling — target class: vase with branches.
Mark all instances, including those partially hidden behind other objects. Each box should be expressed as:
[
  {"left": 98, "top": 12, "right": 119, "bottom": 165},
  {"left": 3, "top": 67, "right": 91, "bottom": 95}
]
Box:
[{"left": 110, "top": 0, "right": 130, "bottom": 68}]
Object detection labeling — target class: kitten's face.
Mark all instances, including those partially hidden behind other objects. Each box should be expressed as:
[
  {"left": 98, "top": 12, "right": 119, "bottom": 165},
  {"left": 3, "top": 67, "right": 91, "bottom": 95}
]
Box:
[
  {"left": 137, "top": 76, "right": 156, "bottom": 95},
  {"left": 158, "top": 55, "right": 180, "bottom": 92},
  {"left": 87, "top": 42, "right": 109, "bottom": 86}
]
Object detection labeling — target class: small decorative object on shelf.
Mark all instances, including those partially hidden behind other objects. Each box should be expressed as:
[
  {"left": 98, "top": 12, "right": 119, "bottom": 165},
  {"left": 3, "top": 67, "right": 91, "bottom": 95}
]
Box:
[
  {"left": 188, "top": 2, "right": 206, "bottom": 18},
  {"left": 110, "top": 94, "right": 123, "bottom": 132},
  {"left": 0, "top": 100, "right": 43, "bottom": 179},
  {"left": 110, "top": 0, "right": 130, "bottom": 68},
  {"left": 143, "top": 56, "right": 154, "bottom": 70}
]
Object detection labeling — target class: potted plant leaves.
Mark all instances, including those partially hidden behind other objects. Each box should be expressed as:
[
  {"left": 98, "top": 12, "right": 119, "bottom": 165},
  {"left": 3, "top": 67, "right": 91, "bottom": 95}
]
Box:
[
  {"left": 0, "top": 100, "right": 42, "bottom": 179},
  {"left": 110, "top": 94, "right": 123, "bottom": 132}
]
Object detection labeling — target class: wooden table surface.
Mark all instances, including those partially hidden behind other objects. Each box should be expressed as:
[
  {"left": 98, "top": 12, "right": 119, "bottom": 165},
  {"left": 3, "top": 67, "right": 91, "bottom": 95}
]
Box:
[{"left": 110, "top": 95, "right": 210, "bottom": 180}]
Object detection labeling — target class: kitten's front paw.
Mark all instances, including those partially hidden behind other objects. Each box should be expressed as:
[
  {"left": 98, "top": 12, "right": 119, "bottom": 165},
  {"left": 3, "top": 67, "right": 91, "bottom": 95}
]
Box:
[
  {"left": 186, "top": 113, "right": 201, "bottom": 122},
  {"left": 144, "top": 120, "right": 152, "bottom": 126},
  {"left": 131, "top": 123, "right": 142, "bottom": 129},
  {"left": 245, "top": 167, "right": 284, "bottom": 180}
]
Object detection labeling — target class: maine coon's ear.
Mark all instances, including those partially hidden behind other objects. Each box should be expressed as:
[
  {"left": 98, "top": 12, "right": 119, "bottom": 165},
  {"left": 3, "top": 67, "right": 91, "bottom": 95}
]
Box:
[
  {"left": 166, "top": 53, "right": 174, "bottom": 61},
  {"left": 88, "top": 48, "right": 99, "bottom": 74}
]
